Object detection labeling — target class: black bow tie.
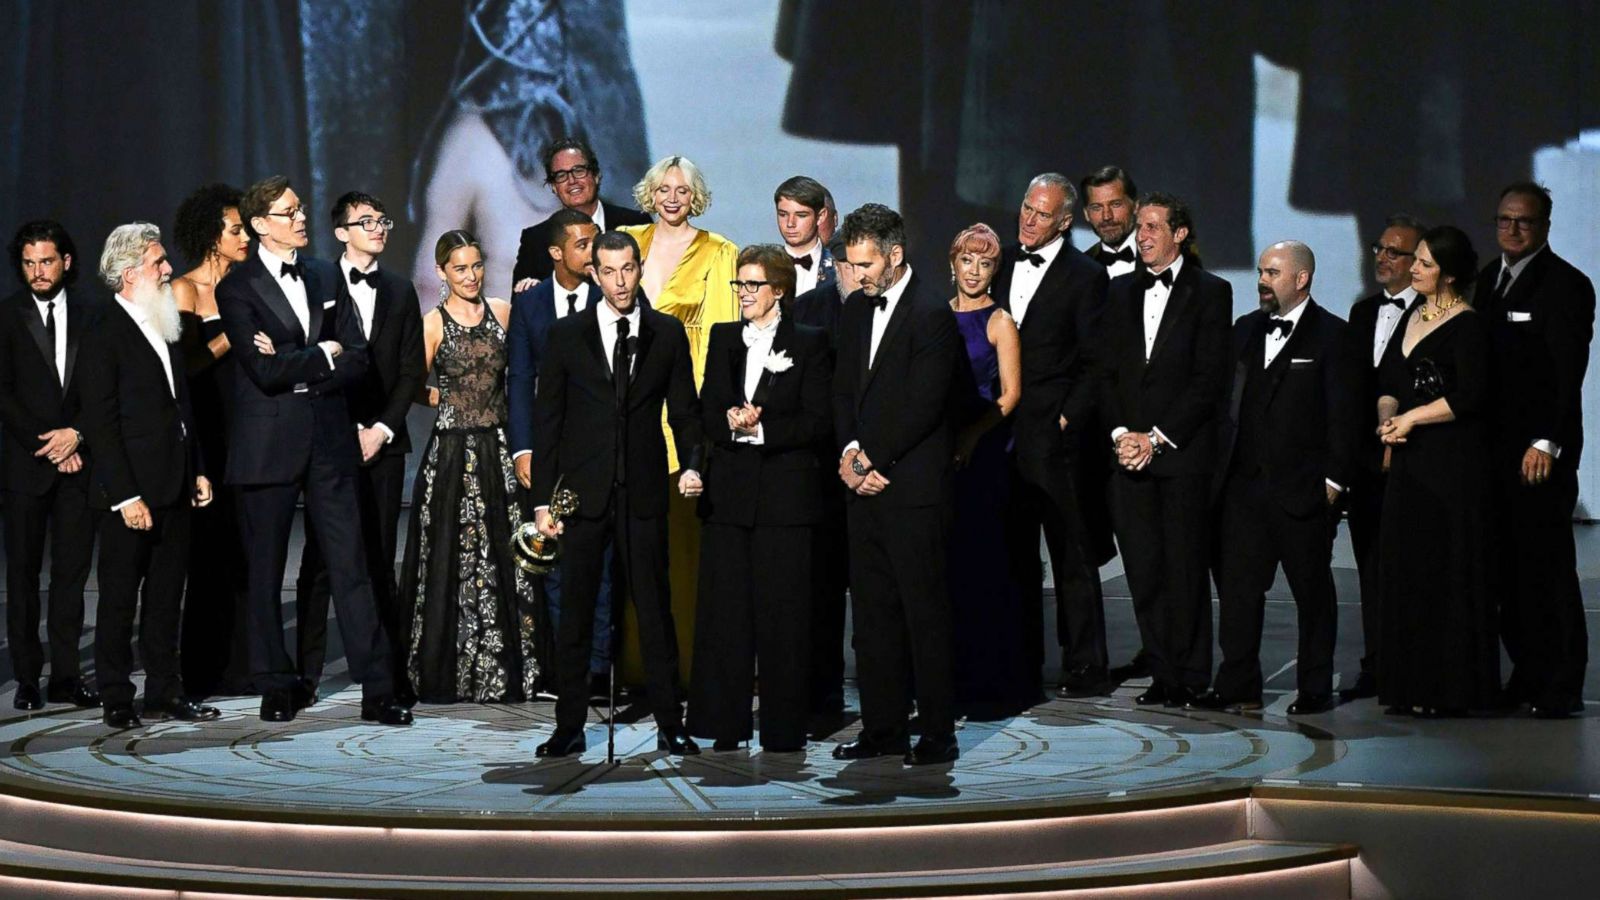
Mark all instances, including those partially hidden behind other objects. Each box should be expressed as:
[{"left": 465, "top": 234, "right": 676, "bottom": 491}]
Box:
[
  {"left": 1099, "top": 246, "right": 1135, "bottom": 266},
  {"left": 280, "top": 261, "right": 303, "bottom": 281},
  {"left": 791, "top": 253, "right": 814, "bottom": 271},
  {"left": 1019, "top": 251, "right": 1046, "bottom": 267},
  {"left": 1266, "top": 318, "right": 1293, "bottom": 338},
  {"left": 869, "top": 294, "right": 888, "bottom": 311},
  {"left": 349, "top": 267, "right": 376, "bottom": 286},
  {"left": 1381, "top": 294, "right": 1406, "bottom": 309},
  {"left": 1139, "top": 268, "right": 1174, "bottom": 291}
]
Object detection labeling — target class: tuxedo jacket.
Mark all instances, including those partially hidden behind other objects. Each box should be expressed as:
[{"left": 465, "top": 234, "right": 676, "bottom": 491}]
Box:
[
  {"left": 1345, "top": 293, "right": 1405, "bottom": 481},
  {"left": 791, "top": 281, "right": 843, "bottom": 342},
  {"left": 506, "top": 276, "right": 599, "bottom": 454},
  {"left": 991, "top": 240, "right": 1110, "bottom": 459},
  {"left": 215, "top": 252, "right": 369, "bottom": 485},
  {"left": 531, "top": 303, "right": 703, "bottom": 519},
  {"left": 512, "top": 200, "right": 652, "bottom": 284},
  {"left": 1215, "top": 301, "right": 1357, "bottom": 517},
  {"left": 832, "top": 272, "right": 963, "bottom": 508},
  {"left": 77, "top": 301, "right": 202, "bottom": 510},
  {"left": 1475, "top": 247, "right": 1596, "bottom": 468},
  {"left": 0, "top": 287, "right": 101, "bottom": 495},
  {"left": 1093, "top": 260, "right": 1232, "bottom": 478},
  {"left": 697, "top": 318, "right": 832, "bottom": 527},
  {"left": 343, "top": 266, "right": 425, "bottom": 458}
]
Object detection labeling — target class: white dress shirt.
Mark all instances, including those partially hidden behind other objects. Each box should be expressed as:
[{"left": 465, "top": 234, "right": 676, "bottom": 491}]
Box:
[
  {"left": 1262, "top": 296, "right": 1311, "bottom": 368},
  {"left": 596, "top": 299, "right": 642, "bottom": 375},
  {"left": 340, "top": 255, "right": 395, "bottom": 444},
  {"left": 589, "top": 203, "right": 608, "bottom": 234},
  {"left": 1141, "top": 253, "right": 1184, "bottom": 360},
  {"left": 1098, "top": 232, "right": 1139, "bottom": 280},
  {"left": 1008, "top": 235, "right": 1065, "bottom": 327},
  {"left": 868, "top": 265, "right": 913, "bottom": 368},
  {"left": 110, "top": 294, "right": 178, "bottom": 511},
  {"left": 554, "top": 280, "right": 591, "bottom": 319},
  {"left": 261, "top": 244, "right": 311, "bottom": 335},
  {"left": 790, "top": 241, "right": 824, "bottom": 295},
  {"left": 735, "top": 313, "right": 781, "bottom": 445},
  {"left": 32, "top": 290, "right": 68, "bottom": 384},
  {"left": 1372, "top": 286, "right": 1414, "bottom": 366}
]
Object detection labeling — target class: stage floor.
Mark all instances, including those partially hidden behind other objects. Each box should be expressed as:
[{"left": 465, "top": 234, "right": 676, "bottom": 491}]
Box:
[{"left": 1, "top": 522, "right": 1598, "bottom": 824}]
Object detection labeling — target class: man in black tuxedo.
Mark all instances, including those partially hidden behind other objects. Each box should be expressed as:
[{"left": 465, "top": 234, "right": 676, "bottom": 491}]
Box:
[
  {"left": 774, "top": 176, "right": 838, "bottom": 297},
  {"left": 80, "top": 223, "right": 219, "bottom": 728},
  {"left": 1082, "top": 166, "right": 1141, "bottom": 281},
  {"left": 1478, "top": 182, "right": 1595, "bottom": 718},
  {"left": 0, "top": 221, "right": 101, "bottom": 711},
  {"left": 511, "top": 136, "right": 651, "bottom": 289},
  {"left": 789, "top": 237, "right": 860, "bottom": 719},
  {"left": 508, "top": 207, "right": 616, "bottom": 698},
  {"left": 989, "top": 173, "right": 1114, "bottom": 699},
  {"left": 531, "top": 230, "right": 703, "bottom": 758},
  {"left": 1339, "top": 215, "right": 1423, "bottom": 703},
  {"left": 295, "top": 192, "right": 426, "bottom": 697},
  {"left": 1193, "top": 241, "right": 1354, "bottom": 716},
  {"left": 1095, "top": 194, "right": 1231, "bottom": 708},
  {"left": 216, "top": 176, "right": 409, "bottom": 726},
  {"left": 831, "top": 204, "right": 963, "bottom": 765}
]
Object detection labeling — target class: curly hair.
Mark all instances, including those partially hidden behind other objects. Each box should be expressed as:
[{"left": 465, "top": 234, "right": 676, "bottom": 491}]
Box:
[
  {"left": 633, "top": 155, "right": 712, "bottom": 218},
  {"left": 173, "top": 183, "right": 243, "bottom": 267}
]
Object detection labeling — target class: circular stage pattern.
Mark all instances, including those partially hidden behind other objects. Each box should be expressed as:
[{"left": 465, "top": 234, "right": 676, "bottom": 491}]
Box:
[{"left": 0, "top": 687, "right": 1344, "bottom": 823}]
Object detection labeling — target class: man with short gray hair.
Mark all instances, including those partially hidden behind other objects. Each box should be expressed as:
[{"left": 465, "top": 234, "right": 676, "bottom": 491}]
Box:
[{"left": 79, "top": 223, "right": 218, "bottom": 728}]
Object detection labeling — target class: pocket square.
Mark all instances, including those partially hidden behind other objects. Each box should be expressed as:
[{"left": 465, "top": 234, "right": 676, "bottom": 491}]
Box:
[
  {"left": 322, "top": 300, "right": 336, "bottom": 309},
  {"left": 1290, "top": 358, "right": 1315, "bottom": 364},
  {"left": 1507, "top": 311, "right": 1532, "bottom": 322}
]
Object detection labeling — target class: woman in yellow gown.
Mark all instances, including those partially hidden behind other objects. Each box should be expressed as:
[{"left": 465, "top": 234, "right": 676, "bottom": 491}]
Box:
[{"left": 616, "top": 156, "right": 738, "bottom": 686}]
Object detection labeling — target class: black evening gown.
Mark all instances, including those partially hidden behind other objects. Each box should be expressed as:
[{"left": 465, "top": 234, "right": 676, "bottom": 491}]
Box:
[
  {"left": 177, "top": 312, "right": 253, "bottom": 697},
  {"left": 399, "top": 305, "right": 538, "bottom": 703},
  {"left": 1376, "top": 307, "right": 1500, "bottom": 711}
]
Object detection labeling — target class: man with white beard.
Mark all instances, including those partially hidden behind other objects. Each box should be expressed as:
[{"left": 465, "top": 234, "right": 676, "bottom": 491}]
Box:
[{"left": 79, "top": 223, "right": 219, "bottom": 728}]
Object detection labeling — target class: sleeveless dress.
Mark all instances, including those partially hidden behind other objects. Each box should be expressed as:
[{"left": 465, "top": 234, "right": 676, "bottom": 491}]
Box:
[
  {"left": 177, "top": 312, "right": 253, "bottom": 697},
  {"left": 950, "top": 305, "right": 1035, "bottom": 714},
  {"left": 399, "top": 305, "right": 538, "bottom": 703}
]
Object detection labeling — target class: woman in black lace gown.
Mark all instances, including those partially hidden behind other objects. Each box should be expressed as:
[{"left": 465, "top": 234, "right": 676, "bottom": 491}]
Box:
[
  {"left": 1376, "top": 226, "right": 1498, "bottom": 716},
  {"left": 171, "top": 184, "right": 254, "bottom": 697},
  {"left": 399, "top": 231, "right": 538, "bottom": 703}
]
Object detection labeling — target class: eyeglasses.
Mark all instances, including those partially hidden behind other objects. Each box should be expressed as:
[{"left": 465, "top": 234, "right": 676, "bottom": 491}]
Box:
[
  {"left": 266, "top": 207, "right": 308, "bottom": 221},
  {"left": 1369, "top": 243, "right": 1415, "bottom": 261},
  {"left": 1495, "top": 215, "right": 1544, "bottom": 232},
  {"left": 548, "top": 164, "right": 595, "bottom": 184},
  {"left": 729, "top": 280, "right": 771, "bottom": 293},
  {"left": 340, "top": 216, "right": 395, "bottom": 233}
]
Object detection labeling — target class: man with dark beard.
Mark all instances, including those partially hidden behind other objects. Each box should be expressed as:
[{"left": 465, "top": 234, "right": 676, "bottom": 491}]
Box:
[
  {"left": 0, "top": 221, "right": 101, "bottom": 711},
  {"left": 79, "top": 223, "right": 218, "bottom": 728}
]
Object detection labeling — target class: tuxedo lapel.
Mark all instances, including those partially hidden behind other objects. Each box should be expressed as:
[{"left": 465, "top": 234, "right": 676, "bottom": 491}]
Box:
[
  {"left": 1229, "top": 317, "right": 1266, "bottom": 426},
  {"left": 630, "top": 310, "right": 655, "bottom": 386},
  {"left": 578, "top": 306, "right": 607, "bottom": 374},
  {"left": 247, "top": 258, "right": 306, "bottom": 342},
  {"left": 730, "top": 326, "right": 750, "bottom": 404},
  {"left": 110, "top": 303, "right": 176, "bottom": 407},
  {"left": 1501, "top": 250, "right": 1550, "bottom": 313},
  {"left": 304, "top": 265, "right": 327, "bottom": 343},
  {"left": 862, "top": 276, "right": 917, "bottom": 393},
  {"left": 62, "top": 295, "right": 85, "bottom": 390},
  {"left": 19, "top": 297, "right": 56, "bottom": 388},
  {"left": 366, "top": 271, "right": 393, "bottom": 343},
  {"left": 750, "top": 316, "right": 793, "bottom": 408}
]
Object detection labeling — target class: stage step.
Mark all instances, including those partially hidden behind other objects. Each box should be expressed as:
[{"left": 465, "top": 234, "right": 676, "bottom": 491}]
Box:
[{"left": 0, "top": 838, "right": 1354, "bottom": 898}]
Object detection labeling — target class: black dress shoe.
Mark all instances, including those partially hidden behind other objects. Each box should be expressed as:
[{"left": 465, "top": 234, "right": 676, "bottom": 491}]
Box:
[
  {"left": 292, "top": 681, "right": 319, "bottom": 711},
  {"left": 905, "top": 734, "right": 959, "bottom": 766},
  {"left": 712, "top": 738, "right": 742, "bottom": 752},
  {"left": 1057, "top": 665, "right": 1113, "bottom": 698},
  {"left": 832, "top": 736, "right": 909, "bottom": 760},
  {"left": 12, "top": 683, "right": 43, "bottom": 711},
  {"left": 1134, "top": 682, "right": 1169, "bottom": 706},
  {"left": 1186, "top": 690, "right": 1264, "bottom": 712},
  {"left": 103, "top": 703, "right": 142, "bottom": 729},
  {"left": 1110, "top": 653, "right": 1151, "bottom": 681},
  {"left": 1287, "top": 693, "right": 1335, "bottom": 715},
  {"left": 259, "top": 691, "right": 297, "bottom": 723},
  {"left": 535, "top": 728, "right": 586, "bottom": 757},
  {"left": 657, "top": 728, "right": 701, "bottom": 756},
  {"left": 1338, "top": 673, "right": 1379, "bottom": 703},
  {"left": 148, "top": 698, "right": 221, "bottom": 721},
  {"left": 361, "top": 696, "right": 414, "bottom": 726},
  {"left": 47, "top": 681, "right": 101, "bottom": 708},
  {"left": 1163, "top": 685, "right": 1198, "bottom": 708}
]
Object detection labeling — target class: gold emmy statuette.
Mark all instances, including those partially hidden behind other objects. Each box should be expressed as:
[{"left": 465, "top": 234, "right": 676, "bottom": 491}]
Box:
[{"left": 512, "top": 478, "right": 580, "bottom": 574}]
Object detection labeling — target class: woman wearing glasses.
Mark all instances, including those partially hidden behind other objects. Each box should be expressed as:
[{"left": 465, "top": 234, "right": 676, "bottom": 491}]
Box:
[
  {"left": 397, "top": 230, "right": 539, "bottom": 704},
  {"left": 687, "top": 247, "right": 831, "bottom": 752},
  {"left": 616, "top": 156, "right": 739, "bottom": 688}
]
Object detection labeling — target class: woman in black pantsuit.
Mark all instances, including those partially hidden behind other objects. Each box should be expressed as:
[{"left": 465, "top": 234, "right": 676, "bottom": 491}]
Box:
[{"left": 687, "top": 246, "right": 832, "bottom": 752}]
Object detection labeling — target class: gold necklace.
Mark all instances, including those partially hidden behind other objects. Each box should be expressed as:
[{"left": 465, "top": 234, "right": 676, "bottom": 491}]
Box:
[{"left": 1418, "top": 292, "right": 1462, "bottom": 322}]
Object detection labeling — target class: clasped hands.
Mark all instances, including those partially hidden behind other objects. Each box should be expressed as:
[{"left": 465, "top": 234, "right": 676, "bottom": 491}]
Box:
[
  {"left": 1114, "top": 430, "right": 1157, "bottom": 471},
  {"left": 36, "top": 427, "right": 81, "bottom": 472},
  {"left": 840, "top": 448, "right": 890, "bottom": 496},
  {"left": 727, "top": 403, "right": 762, "bottom": 437},
  {"left": 1375, "top": 414, "right": 1413, "bottom": 446}
]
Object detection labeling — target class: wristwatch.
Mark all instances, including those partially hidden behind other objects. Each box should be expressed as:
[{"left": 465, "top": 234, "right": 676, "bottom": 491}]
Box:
[
  {"left": 851, "top": 456, "right": 872, "bottom": 477},
  {"left": 1147, "top": 431, "right": 1166, "bottom": 457}
]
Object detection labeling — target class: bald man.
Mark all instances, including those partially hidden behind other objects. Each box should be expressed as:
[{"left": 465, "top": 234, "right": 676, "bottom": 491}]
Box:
[{"left": 1192, "top": 241, "right": 1356, "bottom": 716}]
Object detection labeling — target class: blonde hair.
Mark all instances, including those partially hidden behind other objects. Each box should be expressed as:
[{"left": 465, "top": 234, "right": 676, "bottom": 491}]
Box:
[{"left": 633, "top": 155, "right": 712, "bottom": 219}]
